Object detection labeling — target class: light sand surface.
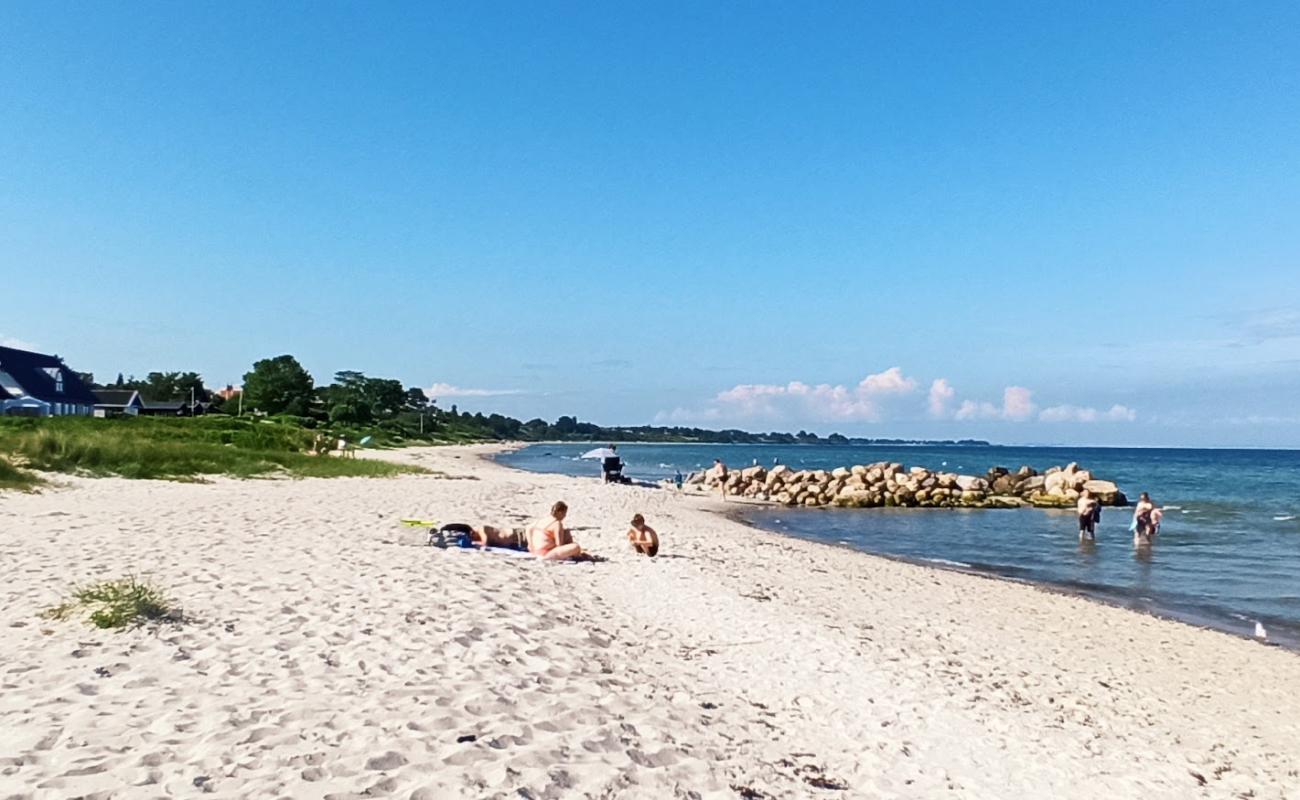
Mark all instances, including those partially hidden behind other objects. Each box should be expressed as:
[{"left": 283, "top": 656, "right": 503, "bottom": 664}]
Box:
[{"left": 2, "top": 444, "right": 1298, "bottom": 799}]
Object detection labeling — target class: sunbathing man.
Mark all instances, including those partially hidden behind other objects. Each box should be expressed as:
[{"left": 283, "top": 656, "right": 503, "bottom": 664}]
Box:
[
  {"left": 528, "top": 501, "right": 584, "bottom": 561},
  {"left": 627, "top": 513, "right": 659, "bottom": 557}
]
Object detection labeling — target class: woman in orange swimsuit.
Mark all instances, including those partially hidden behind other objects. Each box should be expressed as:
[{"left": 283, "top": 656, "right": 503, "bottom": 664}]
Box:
[{"left": 528, "top": 501, "right": 584, "bottom": 560}]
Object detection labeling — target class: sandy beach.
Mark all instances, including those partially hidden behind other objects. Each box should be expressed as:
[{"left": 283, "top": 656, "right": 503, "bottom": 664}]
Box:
[{"left": 2, "top": 444, "right": 1299, "bottom": 799}]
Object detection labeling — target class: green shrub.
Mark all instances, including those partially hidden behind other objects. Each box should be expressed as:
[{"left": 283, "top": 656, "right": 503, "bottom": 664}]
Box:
[
  {"left": 0, "top": 417, "right": 425, "bottom": 483},
  {"left": 0, "top": 456, "right": 41, "bottom": 491},
  {"left": 44, "top": 576, "right": 178, "bottom": 629}
]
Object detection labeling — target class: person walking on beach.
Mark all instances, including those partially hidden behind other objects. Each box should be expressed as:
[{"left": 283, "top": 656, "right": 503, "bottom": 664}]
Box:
[
  {"left": 1132, "top": 492, "right": 1159, "bottom": 545},
  {"left": 711, "top": 458, "right": 729, "bottom": 501},
  {"left": 627, "top": 513, "right": 660, "bottom": 557},
  {"left": 1077, "top": 489, "right": 1099, "bottom": 541},
  {"left": 528, "top": 501, "right": 584, "bottom": 561}
]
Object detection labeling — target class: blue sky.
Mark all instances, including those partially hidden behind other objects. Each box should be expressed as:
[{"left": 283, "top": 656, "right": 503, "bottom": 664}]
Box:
[{"left": 2, "top": 2, "right": 1298, "bottom": 447}]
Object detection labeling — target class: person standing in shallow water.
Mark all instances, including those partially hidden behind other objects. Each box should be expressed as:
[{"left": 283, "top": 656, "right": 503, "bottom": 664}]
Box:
[
  {"left": 1077, "top": 489, "right": 1099, "bottom": 541},
  {"left": 1132, "top": 492, "right": 1160, "bottom": 546}
]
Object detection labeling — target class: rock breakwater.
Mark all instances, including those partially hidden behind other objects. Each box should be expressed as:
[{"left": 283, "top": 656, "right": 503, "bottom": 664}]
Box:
[{"left": 683, "top": 462, "right": 1126, "bottom": 509}]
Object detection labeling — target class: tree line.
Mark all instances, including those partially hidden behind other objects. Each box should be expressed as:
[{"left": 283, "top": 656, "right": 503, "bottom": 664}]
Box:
[{"left": 83, "top": 355, "right": 989, "bottom": 446}]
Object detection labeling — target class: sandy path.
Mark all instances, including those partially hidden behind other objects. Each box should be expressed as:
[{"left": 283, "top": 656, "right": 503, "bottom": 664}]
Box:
[{"left": 1, "top": 444, "right": 1297, "bottom": 799}]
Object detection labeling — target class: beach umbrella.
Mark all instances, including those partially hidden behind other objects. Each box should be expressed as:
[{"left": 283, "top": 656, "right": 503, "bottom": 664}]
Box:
[{"left": 581, "top": 447, "right": 618, "bottom": 460}]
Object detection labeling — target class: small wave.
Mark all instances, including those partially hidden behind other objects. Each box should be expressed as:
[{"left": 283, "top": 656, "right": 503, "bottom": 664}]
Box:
[
  {"left": 658, "top": 463, "right": 673, "bottom": 469},
  {"left": 1163, "top": 505, "right": 1182, "bottom": 510},
  {"left": 923, "top": 557, "right": 972, "bottom": 568},
  {"left": 1275, "top": 515, "right": 1297, "bottom": 522},
  {"left": 1181, "top": 509, "right": 1199, "bottom": 514}
]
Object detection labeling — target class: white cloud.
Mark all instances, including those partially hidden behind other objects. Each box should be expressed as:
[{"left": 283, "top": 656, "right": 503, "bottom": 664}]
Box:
[
  {"left": 954, "top": 399, "right": 1001, "bottom": 420},
  {"left": 858, "top": 367, "right": 917, "bottom": 395},
  {"left": 426, "top": 382, "right": 522, "bottom": 398},
  {"left": 663, "top": 370, "right": 1136, "bottom": 428},
  {"left": 927, "top": 378, "right": 955, "bottom": 417},
  {"left": 709, "top": 367, "right": 920, "bottom": 422},
  {"left": 1002, "top": 386, "right": 1036, "bottom": 421},
  {"left": 0, "top": 335, "right": 37, "bottom": 351},
  {"left": 953, "top": 386, "right": 1035, "bottom": 421},
  {"left": 1039, "top": 404, "right": 1137, "bottom": 423}
]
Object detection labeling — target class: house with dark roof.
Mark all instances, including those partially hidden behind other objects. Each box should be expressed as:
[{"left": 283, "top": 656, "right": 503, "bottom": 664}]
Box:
[
  {"left": 0, "top": 346, "right": 98, "bottom": 417},
  {"left": 141, "top": 398, "right": 188, "bottom": 416},
  {"left": 92, "top": 389, "right": 144, "bottom": 417}
]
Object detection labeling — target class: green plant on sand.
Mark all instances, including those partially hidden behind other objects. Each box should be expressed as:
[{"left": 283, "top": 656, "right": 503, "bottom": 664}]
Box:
[
  {"left": 0, "top": 455, "right": 42, "bottom": 491},
  {"left": 0, "top": 417, "right": 427, "bottom": 484},
  {"left": 43, "top": 576, "right": 179, "bottom": 629}
]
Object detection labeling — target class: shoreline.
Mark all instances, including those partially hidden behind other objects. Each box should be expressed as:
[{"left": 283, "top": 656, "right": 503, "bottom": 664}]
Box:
[
  {"left": 497, "top": 446, "right": 1299, "bottom": 653},
  {"left": 3, "top": 444, "right": 1298, "bottom": 797}
]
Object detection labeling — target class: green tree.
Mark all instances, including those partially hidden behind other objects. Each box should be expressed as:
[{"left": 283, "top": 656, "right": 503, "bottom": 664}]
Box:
[
  {"left": 404, "top": 387, "right": 430, "bottom": 410},
  {"left": 139, "top": 371, "right": 208, "bottom": 401},
  {"left": 318, "top": 371, "right": 406, "bottom": 421},
  {"left": 243, "top": 355, "right": 314, "bottom": 415}
]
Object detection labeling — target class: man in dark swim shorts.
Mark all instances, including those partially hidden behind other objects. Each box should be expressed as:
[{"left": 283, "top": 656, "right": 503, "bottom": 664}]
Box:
[{"left": 1076, "top": 489, "right": 1099, "bottom": 541}]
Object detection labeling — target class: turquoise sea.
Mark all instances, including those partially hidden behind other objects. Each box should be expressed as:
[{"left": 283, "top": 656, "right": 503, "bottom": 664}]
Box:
[{"left": 498, "top": 443, "right": 1300, "bottom": 649}]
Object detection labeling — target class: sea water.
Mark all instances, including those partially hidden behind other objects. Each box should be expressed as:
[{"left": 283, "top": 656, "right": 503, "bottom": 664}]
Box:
[{"left": 498, "top": 443, "right": 1300, "bottom": 649}]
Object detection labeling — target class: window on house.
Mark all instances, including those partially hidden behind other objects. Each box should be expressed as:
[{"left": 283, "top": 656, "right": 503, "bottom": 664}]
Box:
[{"left": 43, "top": 367, "right": 64, "bottom": 393}]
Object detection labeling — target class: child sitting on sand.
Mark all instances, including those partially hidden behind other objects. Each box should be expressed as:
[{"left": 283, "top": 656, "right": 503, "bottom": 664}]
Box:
[{"left": 627, "top": 513, "right": 659, "bottom": 557}]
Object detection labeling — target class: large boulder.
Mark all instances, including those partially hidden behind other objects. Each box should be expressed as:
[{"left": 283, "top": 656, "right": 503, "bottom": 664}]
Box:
[
  {"left": 831, "top": 467, "right": 851, "bottom": 480},
  {"left": 991, "top": 474, "right": 1019, "bottom": 495},
  {"left": 741, "top": 465, "right": 766, "bottom": 482},
  {"left": 1083, "top": 479, "right": 1125, "bottom": 505},
  {"left": 1028, "top": 492, "right": 1073, "bottom": 508},
  {"left": 765, "top": 464, "right": 791, "bottom": 486},
  {"left": 1020, "top": 475, "right": 1046, "bottom": 493}
]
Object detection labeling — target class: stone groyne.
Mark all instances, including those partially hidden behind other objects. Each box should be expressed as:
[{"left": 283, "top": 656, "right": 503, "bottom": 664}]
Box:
[{"left": 684, "top": 462, "right": 1126, "bottom": 509}]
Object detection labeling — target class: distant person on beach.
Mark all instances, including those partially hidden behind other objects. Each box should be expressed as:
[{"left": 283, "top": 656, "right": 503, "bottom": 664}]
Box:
[
  {"left": 529, "top": 501, "right": 584, "bottom": 560},
  {"left": 627, "top": 513, "right": 660, "bottom": 557},
  {"left": 711, "top": 459, "right": 729, "bottom": 500},
  {"left": 1077, "top": 489, "right": 1099, "bottom": 541},
  {"left": 601, "top": 444, "right": 626, "bottom": 484},
  {"left": 1132, "top": 492, "right": 1160, "bottom": 544},
  {"left": 436, "top": 523, "right": 528, "bottom": 550}
]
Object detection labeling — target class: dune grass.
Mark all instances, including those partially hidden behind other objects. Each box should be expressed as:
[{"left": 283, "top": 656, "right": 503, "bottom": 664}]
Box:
[
  {"left": 0, "top": 455, "right": 42, "bottom": 491},
  {"left": 44, "top": 576, "right": 178, "bottom": 629},
  {"left": 0, "top": 417, "right": 426, "bottom": 484}
]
